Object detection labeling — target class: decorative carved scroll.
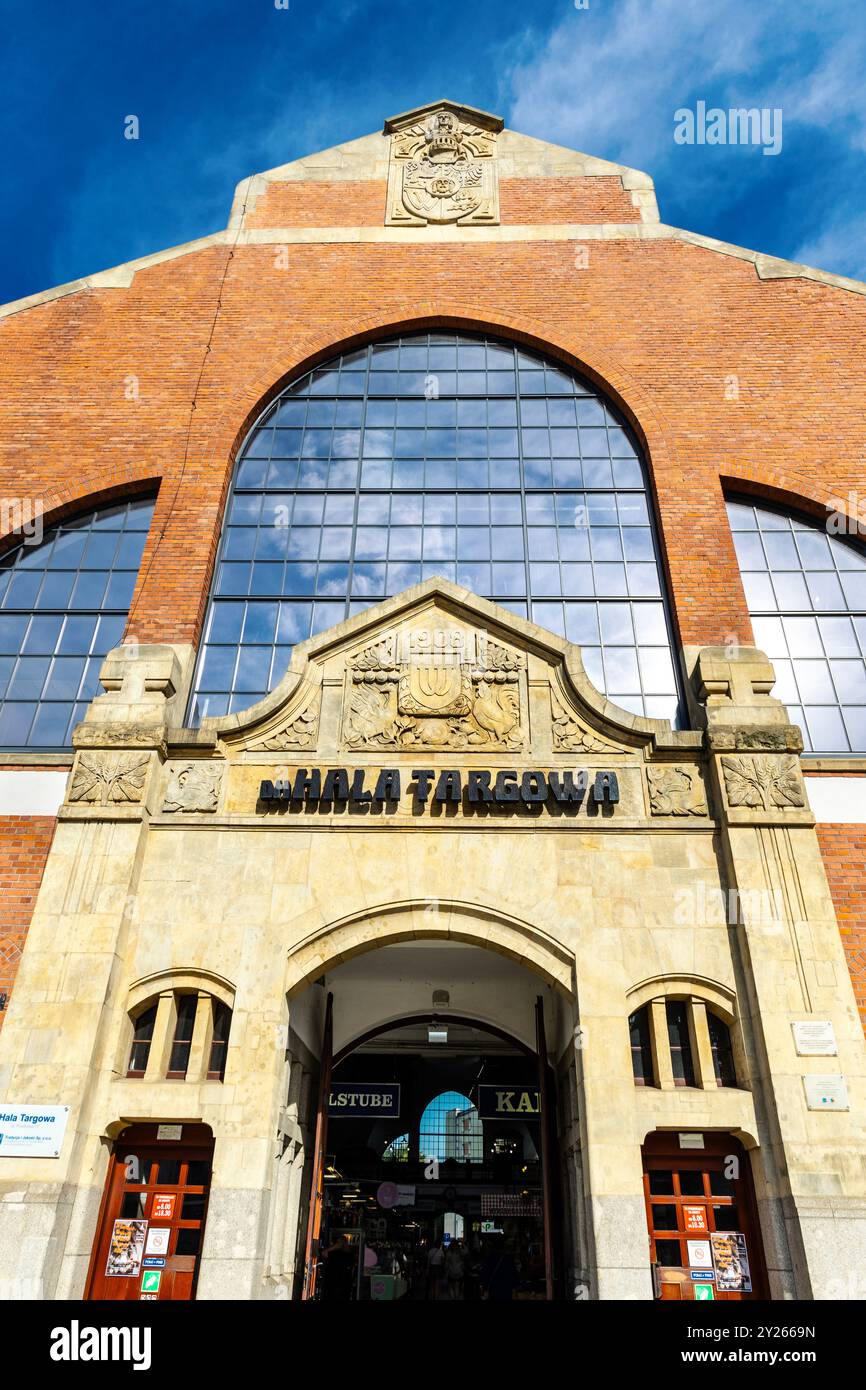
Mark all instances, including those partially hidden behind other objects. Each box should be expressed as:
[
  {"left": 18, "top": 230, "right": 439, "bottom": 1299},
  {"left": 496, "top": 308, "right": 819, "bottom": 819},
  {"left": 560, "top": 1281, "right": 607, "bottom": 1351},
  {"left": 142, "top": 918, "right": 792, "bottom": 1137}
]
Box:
[{"left": 550, "top": 695, "right": 615, "bottom": 753}]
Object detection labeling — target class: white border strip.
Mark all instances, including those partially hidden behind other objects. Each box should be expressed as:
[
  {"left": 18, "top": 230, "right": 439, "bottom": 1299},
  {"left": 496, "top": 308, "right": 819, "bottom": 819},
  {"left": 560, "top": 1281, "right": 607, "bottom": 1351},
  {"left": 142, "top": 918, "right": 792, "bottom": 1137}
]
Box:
[
  {"left": 0, "top": 770, "right": 68, "bottom": 816},
  {"left": 806, "top": 776, "right": 866, "bottom": 825}
]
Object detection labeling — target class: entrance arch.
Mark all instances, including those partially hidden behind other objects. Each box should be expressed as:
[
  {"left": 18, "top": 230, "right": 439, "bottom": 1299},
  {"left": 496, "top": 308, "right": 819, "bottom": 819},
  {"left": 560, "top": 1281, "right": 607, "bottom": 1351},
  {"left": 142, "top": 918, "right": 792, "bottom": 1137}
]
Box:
[
  {"left": 286, "top": 934, "right": 573, "bottom": 1302},
  {"left": 284, "top": 899, "right": 576, "bottom": 1001}
]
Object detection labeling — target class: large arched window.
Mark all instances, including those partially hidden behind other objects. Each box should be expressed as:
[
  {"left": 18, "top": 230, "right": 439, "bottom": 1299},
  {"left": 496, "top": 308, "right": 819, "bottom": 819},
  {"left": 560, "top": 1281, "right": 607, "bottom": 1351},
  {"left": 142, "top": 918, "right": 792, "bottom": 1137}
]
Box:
[
  {"left": 727, "top": 498, "right": 866, "bottom": 752},
  {"left": 189, "top": 333, "right": 681, "bottom": 724},
  {"left": 0, "top": 497, "right": 155, "bottom": 748}
]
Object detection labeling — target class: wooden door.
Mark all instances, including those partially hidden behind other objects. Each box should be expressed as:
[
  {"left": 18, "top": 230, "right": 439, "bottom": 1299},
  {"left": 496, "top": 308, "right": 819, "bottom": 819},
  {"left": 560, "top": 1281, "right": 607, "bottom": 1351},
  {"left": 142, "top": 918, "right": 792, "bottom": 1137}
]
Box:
[
  {"left": 642, "top": 1132, "right": 767, "bottom": 1301},
  {"left": 86, "top": 1123, "right": 214, "bottom": 1301}
]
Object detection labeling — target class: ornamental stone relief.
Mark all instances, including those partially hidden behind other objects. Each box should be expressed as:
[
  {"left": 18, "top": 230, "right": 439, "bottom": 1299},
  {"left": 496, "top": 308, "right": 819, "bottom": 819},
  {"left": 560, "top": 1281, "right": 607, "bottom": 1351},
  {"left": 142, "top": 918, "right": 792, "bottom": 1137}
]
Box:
[
  {"left": 246, "top": 694, "right": 320, "bottom": 753},
  {"left": 69, "top": 752, "right": 150, "bottom": 806},
  {"left": 720, "top": 754, "right": 806, "bottom": 811},
  {"left": 162, "top": 763, "right": 223, "bottom": 814},
  {"left": 550, "top": 694, "right": 618, "bottom": 754},
  {"left": 646, "top": 766, "right": 708, "bottom": 817},
  {"left": 385, "top": 104, "right": 501, "bottom": 226},
  {"left": 343, "top": 626, "right": 526, "bottom": 750}
]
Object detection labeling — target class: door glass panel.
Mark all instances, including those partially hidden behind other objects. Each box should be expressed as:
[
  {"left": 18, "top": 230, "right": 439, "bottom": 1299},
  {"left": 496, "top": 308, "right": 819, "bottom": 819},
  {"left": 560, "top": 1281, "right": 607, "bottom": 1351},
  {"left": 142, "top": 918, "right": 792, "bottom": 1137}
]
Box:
[
  {"left": 712, "top": 1204, "right": 740, "bottom": 1231},
  {"left": 655, "top": 1239, "right": 681, "bottom": 1265},
  {"left": 678, "top": 1171, "right": 704, "bottom": 1197},
  {"left": 709, "top": 1171, "right": 736, "bottom": 1197},
  {"left": 156, "top": 1159, "right": 182, "bottom": 1184},
  {"left": 651, "top": 1203, "right": 678, "bottom": 1230},
  {"left": 186, "top": 1160, "right": 211, "bottom": 1186},
  {"left": 181, "top": 1192, "right": 206, "bottom": 1221},
  {"left": 120, "top": 1192, "right": 147, "bottom": 1218},
  {"left": 176, "top": 1226, "right": 202, "bottom": 1256},
  {"left": 648, "top": 1170, "right": 674, "bottom": 1196}
]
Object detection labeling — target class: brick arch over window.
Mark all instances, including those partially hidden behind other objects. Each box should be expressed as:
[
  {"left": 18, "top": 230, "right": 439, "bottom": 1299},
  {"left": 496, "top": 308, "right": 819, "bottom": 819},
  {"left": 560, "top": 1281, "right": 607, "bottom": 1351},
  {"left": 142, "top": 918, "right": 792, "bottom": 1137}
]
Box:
[{"left": 0, "top": 467, "right": 161, "bottom": 558}]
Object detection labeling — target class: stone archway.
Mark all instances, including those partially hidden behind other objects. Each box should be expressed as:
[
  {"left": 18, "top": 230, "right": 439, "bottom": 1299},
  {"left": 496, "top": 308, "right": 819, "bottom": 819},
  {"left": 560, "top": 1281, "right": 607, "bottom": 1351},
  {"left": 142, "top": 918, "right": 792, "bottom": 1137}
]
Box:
[{"left": 284, "top": 899, "right": 576, "bottom": 1001}]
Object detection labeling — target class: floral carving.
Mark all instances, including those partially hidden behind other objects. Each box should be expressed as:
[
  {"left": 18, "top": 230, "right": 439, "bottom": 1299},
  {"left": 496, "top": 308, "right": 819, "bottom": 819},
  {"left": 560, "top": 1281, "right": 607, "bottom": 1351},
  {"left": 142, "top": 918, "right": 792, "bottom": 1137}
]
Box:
[
  {"left": 550, "top": 696, "right": 613, "bottom": 753},
  {"left": 721, "top": 755, "right": 805, "bottom": 811},
  {"left": 647, "top": 766, "right": 708, "bottom": 817},
  {"left": 162, "top": 764, "right": 223, "bottom": 814},
  {"left": 248, "top": 697, "right": 320, "bottom": 752},
  {"left": 69, "top": 753, "right": 150, "bottom": 806}
]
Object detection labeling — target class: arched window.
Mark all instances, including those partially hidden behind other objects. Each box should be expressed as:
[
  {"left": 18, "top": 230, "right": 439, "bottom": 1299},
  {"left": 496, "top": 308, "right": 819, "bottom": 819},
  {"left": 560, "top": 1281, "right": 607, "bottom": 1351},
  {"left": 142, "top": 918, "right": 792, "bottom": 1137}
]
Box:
[
  {"left": 382, "top": 1133, "right": 410, "bottom": 1162},
  {"left": 707, "top": 1011, "right": 737, "bottom": 1088},
  {"left": 727, "top": 498, "right": 866, "bottom": 752},
  {"left": 125, "top": 988, "right": 233, "bottom": 1083},
  {"left": 420, "top": 1090, "right": 483, "bottom": 1163},
  {"left": 628, "top": 1004, "right": 654, "bottom": 1086},
  {"left": 189, "top": 333, "right": 681, "bottom": 725},
  {"left": 0, "top": 496, "right": 155, "bottom": 748}
]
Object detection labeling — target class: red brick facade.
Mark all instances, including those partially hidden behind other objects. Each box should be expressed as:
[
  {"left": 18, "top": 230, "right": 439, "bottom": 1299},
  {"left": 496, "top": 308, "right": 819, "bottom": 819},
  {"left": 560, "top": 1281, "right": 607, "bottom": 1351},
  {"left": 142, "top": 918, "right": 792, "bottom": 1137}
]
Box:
[
  {"left": 817, "top": 825, "right": 866, "bottom": 1033},
  {"left": 0, "top": 816, "right": 56, "bottom": 1031},
  {"left": 0, "top": 141, "right": 864, "bottom": 1025}
]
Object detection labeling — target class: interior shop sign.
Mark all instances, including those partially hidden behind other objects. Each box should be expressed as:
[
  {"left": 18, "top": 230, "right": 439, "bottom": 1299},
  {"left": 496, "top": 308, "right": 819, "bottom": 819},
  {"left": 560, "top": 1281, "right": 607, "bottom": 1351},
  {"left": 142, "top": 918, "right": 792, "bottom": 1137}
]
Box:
[
  {"left": 260, "top": 767, "right": 620, "bottom": 810},
  {"left": 328, "top": 1084, "right": 400, "bottom": 1118}
]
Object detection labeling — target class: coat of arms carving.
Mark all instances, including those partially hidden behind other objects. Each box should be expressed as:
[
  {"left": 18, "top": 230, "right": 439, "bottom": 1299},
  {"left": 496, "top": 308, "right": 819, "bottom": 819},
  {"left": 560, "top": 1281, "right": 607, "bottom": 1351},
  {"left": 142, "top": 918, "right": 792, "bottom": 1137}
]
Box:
[
  {"left": 343, "top": 625, "right": 525, "bottom": 750},
  {"left": 385, "top": 103, "right": 502, "bottom": 227}
]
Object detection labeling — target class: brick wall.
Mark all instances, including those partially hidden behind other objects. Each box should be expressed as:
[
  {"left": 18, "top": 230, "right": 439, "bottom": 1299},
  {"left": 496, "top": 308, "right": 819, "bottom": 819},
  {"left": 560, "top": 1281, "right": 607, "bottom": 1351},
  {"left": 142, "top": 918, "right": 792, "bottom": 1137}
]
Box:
[
  {"left": 816, "top": 825, "right": 866, "bottom": 1034},
  {"left": 3, "top": 221, "right": 863, "bottom": 653},
  {"left": 0, "top": 816, "right": 56, "bottom": 1030},
  {"left": 499, "top": 176, "right": 640, "bottom": 224},
  {"left": 245, "top": 180, "right": 389, "bottom": 228}
]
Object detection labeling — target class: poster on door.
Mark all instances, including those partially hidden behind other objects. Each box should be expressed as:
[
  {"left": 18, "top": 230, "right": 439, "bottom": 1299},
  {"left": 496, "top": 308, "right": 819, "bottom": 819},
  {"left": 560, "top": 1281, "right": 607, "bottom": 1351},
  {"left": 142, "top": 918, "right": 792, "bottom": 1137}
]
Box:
[
  {"left": 145, "top": 1226, "right": 171, "bottom": 1256},
  {"left": 683, "top": 1205, "right": 708, "bottom": 1233},
  {"left": 711, "top": 1231, "right": 752, "bottom": 1292},
  {"left": 105, "top": 1219, "right": 148, "bottom": 1277},
  {"left": 152, "top": 1193, "right": 176, "bottom": 1220}
]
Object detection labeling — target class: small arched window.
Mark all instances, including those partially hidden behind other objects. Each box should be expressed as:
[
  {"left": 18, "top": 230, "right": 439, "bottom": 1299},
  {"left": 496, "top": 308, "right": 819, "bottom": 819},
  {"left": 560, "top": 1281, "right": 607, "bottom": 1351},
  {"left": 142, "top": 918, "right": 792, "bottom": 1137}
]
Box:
[
  {"left": 707, "top": 1011, "right": 737, "bottom": 1087},
  {"left": 727, "top": 497, "right": 866, "bottom": 752},
  {"left": 629, "top": 1005, "right": 655, "bottom": 1086},
  {"left": 382, "top": 1133, "right": 410, "bottom": 1162},
  {"left": 127, "top": 1003, "right": 157, "bottom": 1078},
  {"left": 0, "top": 496, "right": 155, "bottom": 749},
  {"left": 126, "top": 989, "right": 233, "bottom": 1083},
  {"left": 420, "top": 1090, "right": 483, "bottom": 1163}
]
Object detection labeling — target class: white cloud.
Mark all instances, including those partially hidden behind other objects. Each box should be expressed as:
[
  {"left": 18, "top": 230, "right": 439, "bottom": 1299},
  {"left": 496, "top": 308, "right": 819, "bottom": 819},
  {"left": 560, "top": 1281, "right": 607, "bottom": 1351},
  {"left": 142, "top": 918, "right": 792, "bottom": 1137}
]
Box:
[{"left": 500, "top": 0, "right": 866, "bottom": 273}]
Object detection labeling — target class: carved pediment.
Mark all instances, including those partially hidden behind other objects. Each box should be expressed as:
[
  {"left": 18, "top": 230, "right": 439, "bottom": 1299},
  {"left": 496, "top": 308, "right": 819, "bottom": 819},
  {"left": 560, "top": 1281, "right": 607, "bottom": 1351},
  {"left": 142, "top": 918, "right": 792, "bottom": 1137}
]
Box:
[{"left": 198, "top": 579, "right": 688, "bottom": 764}]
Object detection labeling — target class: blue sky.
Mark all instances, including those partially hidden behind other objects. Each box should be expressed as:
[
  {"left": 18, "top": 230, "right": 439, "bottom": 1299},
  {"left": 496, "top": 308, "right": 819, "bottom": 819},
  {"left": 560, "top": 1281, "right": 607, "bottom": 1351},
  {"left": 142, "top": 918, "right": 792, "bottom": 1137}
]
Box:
[{"left": 1, "top": 0, "right": 865, "bottom": 304}]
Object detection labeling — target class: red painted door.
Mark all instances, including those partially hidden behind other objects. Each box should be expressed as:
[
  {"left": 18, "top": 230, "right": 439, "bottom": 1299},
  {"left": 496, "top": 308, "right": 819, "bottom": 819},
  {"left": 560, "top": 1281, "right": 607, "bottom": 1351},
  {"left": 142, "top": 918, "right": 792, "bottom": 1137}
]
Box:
[{"left": 86, "top": 1123, "right": 213, "bottom": 1301}]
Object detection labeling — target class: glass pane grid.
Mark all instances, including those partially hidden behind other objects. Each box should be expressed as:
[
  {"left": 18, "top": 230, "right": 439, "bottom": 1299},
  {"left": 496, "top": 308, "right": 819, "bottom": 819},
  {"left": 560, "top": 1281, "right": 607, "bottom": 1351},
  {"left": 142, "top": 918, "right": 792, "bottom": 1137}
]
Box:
[
  {"left": 0, "top": 499, "right": 155, "bottom": 748},
  {"left": 190, "top": 335, "right": 682, "bottom": 725},
  {"left": 728, "top": 499, "right": 866, "bottom": 753}
]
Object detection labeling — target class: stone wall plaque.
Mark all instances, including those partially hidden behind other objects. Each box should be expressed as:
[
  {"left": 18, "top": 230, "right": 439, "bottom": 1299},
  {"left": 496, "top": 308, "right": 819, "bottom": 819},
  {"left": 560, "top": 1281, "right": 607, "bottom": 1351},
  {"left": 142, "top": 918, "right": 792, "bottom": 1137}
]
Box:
[{"left": 385, "top": 103, "right": 501, "bottom": 227}]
